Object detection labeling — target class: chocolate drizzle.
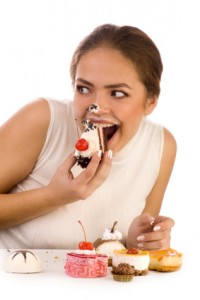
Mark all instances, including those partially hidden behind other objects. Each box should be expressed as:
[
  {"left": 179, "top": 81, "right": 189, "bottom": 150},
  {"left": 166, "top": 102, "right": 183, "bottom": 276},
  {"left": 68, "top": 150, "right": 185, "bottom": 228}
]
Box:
[{"left": 11, "top": 250, "right": 38, "bottom": 262}]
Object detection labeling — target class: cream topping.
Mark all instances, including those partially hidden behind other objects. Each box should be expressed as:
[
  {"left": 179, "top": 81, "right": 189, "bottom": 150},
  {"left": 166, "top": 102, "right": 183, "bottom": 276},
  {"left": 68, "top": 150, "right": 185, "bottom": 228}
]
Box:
[
  {"left": 112, "top": 251, "right": 150, "bottom": 271},
  {"left": 102, "top": 228, "right": 122, "bottom": 240}
]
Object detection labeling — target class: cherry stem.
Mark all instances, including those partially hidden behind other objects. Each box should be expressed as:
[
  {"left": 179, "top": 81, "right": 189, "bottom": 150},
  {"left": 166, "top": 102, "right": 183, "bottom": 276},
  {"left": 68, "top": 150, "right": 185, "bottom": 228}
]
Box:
[
  {"left": 75, "top": 118, "right": 80, "bottom": 139},
  {"left": 78, "top": 220, "right": 86, "bottom": 242},
  {"left": 111, "top": 221, "right": 118, "bottom": 233}
]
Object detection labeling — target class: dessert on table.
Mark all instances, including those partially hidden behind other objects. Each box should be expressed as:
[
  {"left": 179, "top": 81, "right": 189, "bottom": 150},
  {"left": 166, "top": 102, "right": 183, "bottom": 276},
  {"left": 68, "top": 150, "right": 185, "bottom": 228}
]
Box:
[
  {"left": 4, "top": 250, "right": 43, "bottom": 274},
  {"left": 149, "top": 248, "right": 183, "bottom": 272},
  {"left": 64, "top": 220, "right": 108, "bottom": 278},
  {"left": 94, "top": 221, "right": 126, "bottom": 266},
  {"left": 112, "top": 248, "right": 150, "bottom": 276},
  {"left": 111, "top": 263, "right": 135, "bottom": 282}
]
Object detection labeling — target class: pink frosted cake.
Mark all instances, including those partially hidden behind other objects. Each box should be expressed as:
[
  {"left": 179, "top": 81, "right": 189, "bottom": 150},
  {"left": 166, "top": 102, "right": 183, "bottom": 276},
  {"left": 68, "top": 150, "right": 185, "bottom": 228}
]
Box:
[{"left": 64, "top": 253, "right": 108, "bottom": 278}]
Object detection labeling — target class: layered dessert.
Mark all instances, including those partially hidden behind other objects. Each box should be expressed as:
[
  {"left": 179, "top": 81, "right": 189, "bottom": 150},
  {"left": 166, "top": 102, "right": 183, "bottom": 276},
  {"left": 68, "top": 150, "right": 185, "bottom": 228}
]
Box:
[
  {"left": 4, "top": 250, "right": 43, "bottom": 273},
  {"left": 74, "top": 103, "right": 115, "bottom": 168},
  {"left": 94, "top": 221, "right": 126, "bottom": 266},
  {"left": 149, "top": 248, "right": 183, "bottom": 272},
  {"left": 112, "top": 248, "right": 149, "bottom": 276}
]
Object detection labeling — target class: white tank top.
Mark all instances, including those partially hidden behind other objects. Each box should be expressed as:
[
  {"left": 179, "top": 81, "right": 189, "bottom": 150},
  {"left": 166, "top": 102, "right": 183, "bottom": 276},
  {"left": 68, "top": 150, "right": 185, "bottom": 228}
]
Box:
[{"left": 0, "top": 99, "right": 164, "bottom": 249}]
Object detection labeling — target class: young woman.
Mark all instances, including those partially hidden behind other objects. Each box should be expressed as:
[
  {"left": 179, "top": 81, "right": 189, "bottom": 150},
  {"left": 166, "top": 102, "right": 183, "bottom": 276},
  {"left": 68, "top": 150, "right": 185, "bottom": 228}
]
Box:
[{"left": 0, "top": 24, "right": 176, "bottom": 249}]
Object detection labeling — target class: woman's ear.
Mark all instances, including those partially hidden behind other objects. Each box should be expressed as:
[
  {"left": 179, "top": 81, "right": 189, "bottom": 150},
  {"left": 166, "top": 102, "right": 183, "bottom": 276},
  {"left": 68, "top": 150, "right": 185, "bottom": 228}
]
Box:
[{"left": 144, "top": 95, "right": 158, "bottom": 116}]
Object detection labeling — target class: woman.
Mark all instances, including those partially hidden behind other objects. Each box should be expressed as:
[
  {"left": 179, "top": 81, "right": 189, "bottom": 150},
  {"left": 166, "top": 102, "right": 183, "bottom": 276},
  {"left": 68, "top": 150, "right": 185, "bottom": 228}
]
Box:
[{"left": 0, "top": 24, "right": 176, "bottom": 249}]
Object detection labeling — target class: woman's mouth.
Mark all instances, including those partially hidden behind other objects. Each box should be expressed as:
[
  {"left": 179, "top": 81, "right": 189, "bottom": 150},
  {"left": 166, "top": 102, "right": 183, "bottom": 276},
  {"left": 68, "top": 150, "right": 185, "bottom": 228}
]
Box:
[
  {"left": 92, "top": 122, "right": 119, "bottom": 148},
  {"left": 103, "top": 124, "right": 118, "bottom": 142}
]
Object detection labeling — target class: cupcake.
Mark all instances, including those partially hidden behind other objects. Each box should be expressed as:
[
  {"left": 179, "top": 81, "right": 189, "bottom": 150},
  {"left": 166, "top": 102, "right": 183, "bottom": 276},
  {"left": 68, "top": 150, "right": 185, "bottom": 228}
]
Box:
[
  {"left": 112, "top": 263, "right": 135, "bottom": 282},
  {"left": 94, "top": 221, "right": 126, "bottom": 266}
]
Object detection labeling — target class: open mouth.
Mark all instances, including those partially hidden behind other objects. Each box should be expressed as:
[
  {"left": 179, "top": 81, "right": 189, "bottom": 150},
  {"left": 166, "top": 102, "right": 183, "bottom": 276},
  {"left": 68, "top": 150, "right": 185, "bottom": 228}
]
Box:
[
  {"left": 94, "top": 123, "right": 119, "bottom": 142},
  {"left": 103, "top": 124, "right": 118, "bottom": 141}
]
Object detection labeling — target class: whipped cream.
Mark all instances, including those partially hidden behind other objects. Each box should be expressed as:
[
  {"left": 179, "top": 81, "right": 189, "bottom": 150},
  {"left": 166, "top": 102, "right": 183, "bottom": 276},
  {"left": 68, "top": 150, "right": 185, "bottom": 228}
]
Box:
[
  {"left": 112, "top": 251, "right": 150, "bottom": 271},
  {"left": 102, "top": 228, "right": 122, "bottom": 240},
  {"left": 75, "top": 127, "right": 100, "bottom": 158},
  {"left": 87, "top": 103, "right": 100, "bottom": 113},
  {"left": 73, "top": 249, "right": 96, "bottom": 255}
]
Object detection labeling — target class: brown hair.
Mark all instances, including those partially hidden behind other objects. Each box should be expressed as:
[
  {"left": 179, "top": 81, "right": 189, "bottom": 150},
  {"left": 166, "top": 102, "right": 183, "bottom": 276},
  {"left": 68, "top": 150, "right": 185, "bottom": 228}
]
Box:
[{"left": 70, "top": 24, "right": 163, "bottom": 97}]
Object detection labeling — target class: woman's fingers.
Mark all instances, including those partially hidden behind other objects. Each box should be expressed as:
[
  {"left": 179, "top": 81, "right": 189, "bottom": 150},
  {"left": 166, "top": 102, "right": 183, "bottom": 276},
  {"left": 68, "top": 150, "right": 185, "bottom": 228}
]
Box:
[
  {"left": 76, "top": 150, "right": 112, "bottom": 190},
  {"left": 136, "top": 229, "right": 171, "bottom": 250},
  {"left": 152, "top": 216, "right": 175, "bottom": 232}
]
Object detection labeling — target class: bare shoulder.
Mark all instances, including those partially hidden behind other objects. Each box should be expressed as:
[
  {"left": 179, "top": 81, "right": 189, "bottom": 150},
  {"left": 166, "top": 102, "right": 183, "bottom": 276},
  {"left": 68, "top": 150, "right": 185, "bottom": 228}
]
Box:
[
  {"left": 163, "top": 127, "right": 177, "bottom": 162},
  {"left": 143, "top": 127, "right": 177, "bottom": 216},
  {"left": 0, "top": 98, "right": 51, "bottom": 192}
]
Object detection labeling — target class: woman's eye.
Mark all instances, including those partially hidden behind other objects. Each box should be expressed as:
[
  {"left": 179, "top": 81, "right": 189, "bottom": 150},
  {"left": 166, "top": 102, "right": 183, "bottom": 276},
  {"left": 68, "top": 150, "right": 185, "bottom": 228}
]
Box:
[
  {"left": 76, "top": 85, "right": 89, "bottom": 94},
  {"left": 111, "top": 90, "right": 128, "bottom": 98}
]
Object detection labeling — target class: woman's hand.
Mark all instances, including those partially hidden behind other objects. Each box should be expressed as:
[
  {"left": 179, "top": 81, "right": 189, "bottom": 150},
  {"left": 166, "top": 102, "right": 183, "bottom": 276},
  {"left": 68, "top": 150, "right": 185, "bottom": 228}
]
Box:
[
  {"left": 127, "top": 213, "right": 175, "bottom": 250},
  {"left": 46, "top": 150, "right": 113, "bottom": 207}
]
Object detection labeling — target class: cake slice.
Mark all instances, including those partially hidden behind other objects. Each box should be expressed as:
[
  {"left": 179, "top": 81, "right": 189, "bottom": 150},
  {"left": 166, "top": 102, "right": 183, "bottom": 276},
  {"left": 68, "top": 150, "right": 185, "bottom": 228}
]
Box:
[{"left": 74, "top": 103, "right": 116, "bottom": 168}]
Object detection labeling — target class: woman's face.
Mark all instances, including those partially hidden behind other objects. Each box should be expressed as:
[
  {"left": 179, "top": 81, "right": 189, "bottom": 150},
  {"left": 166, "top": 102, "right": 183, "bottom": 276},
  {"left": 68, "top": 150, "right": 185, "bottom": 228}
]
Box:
[{"left": 73, "top": 47, "right": 156, "bottom": 153}]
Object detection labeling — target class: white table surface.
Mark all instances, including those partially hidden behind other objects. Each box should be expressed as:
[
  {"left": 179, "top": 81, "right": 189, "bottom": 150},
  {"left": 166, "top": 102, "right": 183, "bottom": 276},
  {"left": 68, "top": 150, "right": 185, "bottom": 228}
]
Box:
[{"left": 0, "top": 248, "right": 197, "bottom": 300}]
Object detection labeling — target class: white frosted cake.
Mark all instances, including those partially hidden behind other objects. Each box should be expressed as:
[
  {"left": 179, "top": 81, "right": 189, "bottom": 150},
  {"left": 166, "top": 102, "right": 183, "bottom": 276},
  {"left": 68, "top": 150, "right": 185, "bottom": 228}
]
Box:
[{"left": 4, "top": 250, "right": 43, "bottom": 273}]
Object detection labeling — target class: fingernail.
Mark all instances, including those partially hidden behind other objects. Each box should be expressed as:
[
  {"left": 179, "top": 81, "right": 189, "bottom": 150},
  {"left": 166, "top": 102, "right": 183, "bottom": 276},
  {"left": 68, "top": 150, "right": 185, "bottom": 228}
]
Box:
[
  {"left": 153, "top": 226, "right": 161, "bottom": 231},
  {"left": 107, "top": 149, "right": 113, "bottom": 159},
  {"left": 150, "top": 217, "right": 155, "bottom": 225},
  {"left": 137, "top": 243, "right": 143, "bottom": 248},
  {"left": 98, "top": 150, "right": 102, "bottom": 157},
  {"left": 137, "top": 236, "right": 145, "bottom": 241}
]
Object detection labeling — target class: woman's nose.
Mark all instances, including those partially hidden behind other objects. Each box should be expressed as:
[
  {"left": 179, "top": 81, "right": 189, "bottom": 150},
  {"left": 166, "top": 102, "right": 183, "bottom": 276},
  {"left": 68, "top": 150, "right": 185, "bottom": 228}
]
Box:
[{"left": 95, "top": 98, "right": 110, "bottom": 113}]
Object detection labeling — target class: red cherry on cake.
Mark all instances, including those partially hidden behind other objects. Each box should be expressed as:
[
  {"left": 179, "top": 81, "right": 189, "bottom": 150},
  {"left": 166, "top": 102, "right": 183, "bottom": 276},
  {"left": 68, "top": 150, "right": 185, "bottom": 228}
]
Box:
[
  {"left": 79, "top": 241, "right": 94, "bottom": 250},
  {"left": 75, "top": 138, "right": 89, "bottom": 151},
  {"left": 127, "top": 248, "right": 139, "bottom": 254},
  {"left": 78, "top": 220, "right": 94, "bottom": 250}
]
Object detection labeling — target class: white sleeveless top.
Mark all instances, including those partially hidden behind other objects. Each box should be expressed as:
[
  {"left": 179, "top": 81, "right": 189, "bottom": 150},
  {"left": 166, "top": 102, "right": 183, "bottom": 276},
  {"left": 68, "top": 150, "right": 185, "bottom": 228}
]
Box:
[{"left": 0, "top": 99, "right": 164, "bottom": 249}]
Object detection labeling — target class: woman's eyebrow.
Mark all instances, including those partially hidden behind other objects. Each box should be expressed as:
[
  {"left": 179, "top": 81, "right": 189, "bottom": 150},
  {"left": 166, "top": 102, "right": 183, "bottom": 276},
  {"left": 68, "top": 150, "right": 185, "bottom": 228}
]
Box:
[
  {"left": 104, "top": 83, "right": 132, "bottom": 90},
  {"left": 76, "top": 78, "right": 132, "bottom": 90},
  {"left": 76, "top": 78, "right": 94, "bottom": 87}
]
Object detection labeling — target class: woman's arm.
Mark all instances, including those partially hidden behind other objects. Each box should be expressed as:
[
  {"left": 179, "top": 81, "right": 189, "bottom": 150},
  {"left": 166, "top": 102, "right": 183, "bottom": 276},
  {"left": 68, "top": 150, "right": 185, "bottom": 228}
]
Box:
[
  {"left": 127, "top": 128, "right": 177, "bottom": 249},
  {"left": 0, "top": 99, "right": 112, "bottom": 229},
  {"left": 143, "top": 127, "right": 177, "bottom": 216},
  {"left": 0, "top": 99, "right": 54, "bottom": 228}
]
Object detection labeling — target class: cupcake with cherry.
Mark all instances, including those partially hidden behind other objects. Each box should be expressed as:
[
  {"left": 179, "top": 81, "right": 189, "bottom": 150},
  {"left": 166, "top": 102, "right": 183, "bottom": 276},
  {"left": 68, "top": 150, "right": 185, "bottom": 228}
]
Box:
[
  {"left": 112, "top": 248, "right": 150, "bottom": 276},
  {"left": 64, "top": 221, "right": 108, "bottom": 278}
]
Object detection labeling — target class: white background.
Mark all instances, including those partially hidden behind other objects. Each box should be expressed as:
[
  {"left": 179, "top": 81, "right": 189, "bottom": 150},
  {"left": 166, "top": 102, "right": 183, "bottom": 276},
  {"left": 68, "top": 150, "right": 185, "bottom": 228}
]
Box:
[{"left": 0, "top": 0, "right": 200, "bottom": 254}]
